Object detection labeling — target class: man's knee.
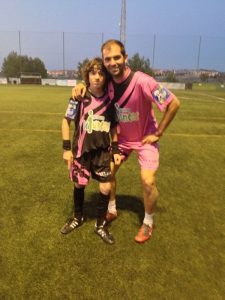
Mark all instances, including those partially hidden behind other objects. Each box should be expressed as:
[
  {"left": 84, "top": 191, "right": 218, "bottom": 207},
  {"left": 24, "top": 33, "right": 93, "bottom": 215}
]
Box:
[
  {"left": 142, "top": 178, "right": 156, "bottom": 190},
  {"left": 99, "top": 182, "right": 111, "bottom": 195},
  {"left": 141, "top": 171, "right": 157, "bottom": 192},
  {"left": 75, "top": 183, "right": 85, "bottom": 189}
]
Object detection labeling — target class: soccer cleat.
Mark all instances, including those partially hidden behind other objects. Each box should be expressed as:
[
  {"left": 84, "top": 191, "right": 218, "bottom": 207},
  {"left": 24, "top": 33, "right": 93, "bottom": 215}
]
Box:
[
  {"left": 135, "top": 223, "right": 153, "bottom": 243},
  {"left": 94, "top": 225, "right": 115, "bottom": 245},
  {"left": 105, "top": 211, "right": 117, "bottom": 224},
  {"left": 60, "top": 216, "right": 84, "bottom": 234}
]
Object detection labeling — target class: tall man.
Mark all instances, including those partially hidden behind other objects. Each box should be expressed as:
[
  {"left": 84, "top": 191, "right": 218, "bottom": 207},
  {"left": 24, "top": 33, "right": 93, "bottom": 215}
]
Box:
[{"left": 73, "top": 40, "right": 180, "bottom": 243}]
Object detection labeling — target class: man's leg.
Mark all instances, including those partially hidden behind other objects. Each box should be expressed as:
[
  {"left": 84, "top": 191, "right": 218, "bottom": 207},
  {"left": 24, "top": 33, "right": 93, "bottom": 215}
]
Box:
[
  {"left": 106, "top": 162, "right": 121, "bottom": 222},
  {"left": 141, "top": 169, "right": 158, "bottom": 215},
  {"left": 94, "top": 182, "right": 115, "bottom": 244},
  {"left": 135, "top": 169, "right": 158, "bottom": 243},
  {"left": 60, "top": 184, "right": 85, "bottom": 234},
  {"left": 97, "top": 182, "right": 111, "bottom": 226},
  {"left": 61, "top": 155, "right": 89, "bottom": 234}
]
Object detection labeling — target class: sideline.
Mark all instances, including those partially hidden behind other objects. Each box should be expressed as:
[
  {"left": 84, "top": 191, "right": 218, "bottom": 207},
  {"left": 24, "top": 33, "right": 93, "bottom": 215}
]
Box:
[{"left": 0, "top": 110, "right": 62, "bottom": 115}]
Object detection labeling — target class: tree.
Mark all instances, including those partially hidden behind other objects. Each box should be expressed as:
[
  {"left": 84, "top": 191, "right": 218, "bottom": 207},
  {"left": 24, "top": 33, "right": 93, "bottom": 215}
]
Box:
[
  {"left": 217, "top": 72, "right": 225, "bottom": 84},
  {"left": 128, "top": 53, "right": 154, "bottom": 76},
  {"left": 199, "top": 73, "right": 209, "bottom": 82},
  {"left": 1, "top": 51, "right": 47, "bottom": 78},
  {"left": 76, "top": 58, "right": 90, "bottom": 80},
  {"left": 165, "top": 71, "right": 177, "bottom": 82}
]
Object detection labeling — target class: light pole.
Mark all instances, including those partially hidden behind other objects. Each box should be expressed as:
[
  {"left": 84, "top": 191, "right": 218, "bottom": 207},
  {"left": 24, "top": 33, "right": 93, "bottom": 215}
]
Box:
[{"left": 120, "top": 0, "right": 126, "bottom": 46}]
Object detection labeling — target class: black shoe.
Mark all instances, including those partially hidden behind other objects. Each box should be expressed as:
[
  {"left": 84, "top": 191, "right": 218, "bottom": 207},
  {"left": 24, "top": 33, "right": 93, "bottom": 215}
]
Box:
[
  {"left": 94, "top": 225, "right": 115, "bottom": 244},
  {"left": 60, "top": 216, "right": 84, "bottom": 234}
]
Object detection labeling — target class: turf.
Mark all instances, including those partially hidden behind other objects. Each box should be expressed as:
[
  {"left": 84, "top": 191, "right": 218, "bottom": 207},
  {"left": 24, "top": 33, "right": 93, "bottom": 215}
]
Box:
[{"left": 0, "top": 85, "right": 225, "bottom": 300}]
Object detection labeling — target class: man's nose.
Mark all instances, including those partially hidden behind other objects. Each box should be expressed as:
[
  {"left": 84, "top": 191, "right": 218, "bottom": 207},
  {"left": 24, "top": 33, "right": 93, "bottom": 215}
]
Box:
[{"left": 110, "top": 58, "right": 116, "bottom": 65}]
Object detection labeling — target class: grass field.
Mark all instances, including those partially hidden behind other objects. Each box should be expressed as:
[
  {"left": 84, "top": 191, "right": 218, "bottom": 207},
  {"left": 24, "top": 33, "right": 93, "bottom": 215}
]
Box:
[{"left": 0, "top": 85, "right": 225, "bottom": 300}]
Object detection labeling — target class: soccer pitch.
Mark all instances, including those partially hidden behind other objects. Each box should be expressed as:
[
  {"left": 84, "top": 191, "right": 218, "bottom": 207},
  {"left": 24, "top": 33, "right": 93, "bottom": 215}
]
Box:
[{"left": 0, "top": 85, "right": 225, "bottom": 299}]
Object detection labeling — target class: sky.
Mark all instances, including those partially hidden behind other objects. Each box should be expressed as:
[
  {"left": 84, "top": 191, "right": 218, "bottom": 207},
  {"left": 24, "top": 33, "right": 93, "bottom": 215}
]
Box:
[{"left": 0, "top": 0, "right": 225, "bottom": 71}]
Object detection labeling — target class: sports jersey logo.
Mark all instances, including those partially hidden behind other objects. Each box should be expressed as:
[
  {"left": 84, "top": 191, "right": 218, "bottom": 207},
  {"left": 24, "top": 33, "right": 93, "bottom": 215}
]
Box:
[
  {"left": 152, "top": 85, "right": 170, "bottom": 105},
  {"left": 83, "top": 110, "right": 110, "bottom": 134},
  {"left": 115, "top": 103, "right": 139, "bottom": 123}
]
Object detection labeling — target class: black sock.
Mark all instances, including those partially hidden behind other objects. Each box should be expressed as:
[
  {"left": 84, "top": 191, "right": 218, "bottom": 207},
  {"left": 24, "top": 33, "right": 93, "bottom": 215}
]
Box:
[
  {"left": 74, "top": 186, "right": 84, "bottom": 219},
  {"left": 96, "top": 192, "right": 109, "bottom": 227}
]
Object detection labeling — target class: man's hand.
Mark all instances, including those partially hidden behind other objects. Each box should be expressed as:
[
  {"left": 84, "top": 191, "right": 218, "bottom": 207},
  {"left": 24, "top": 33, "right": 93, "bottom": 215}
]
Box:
[
  {"left": 72, "top": 83, "right": 86, "bottom": 100},
  {"left": 142, "top": 134, "right": 159, "bottom": 145},
  {"left": 113, "top": 154, "right": 121, "bottom": 165},
  {"left": 63, "top": 150, "right": 73, "bottom": 169}
]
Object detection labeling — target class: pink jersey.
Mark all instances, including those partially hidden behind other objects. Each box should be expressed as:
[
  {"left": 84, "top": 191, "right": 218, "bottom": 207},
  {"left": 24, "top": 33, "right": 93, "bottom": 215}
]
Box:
[{"left": 108, "top": 69, "right": 175, "bottom": 144}]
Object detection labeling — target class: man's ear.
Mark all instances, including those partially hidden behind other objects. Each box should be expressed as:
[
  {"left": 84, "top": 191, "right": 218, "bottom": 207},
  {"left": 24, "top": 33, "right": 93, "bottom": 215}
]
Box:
[{"left": 125, "top": 54, "right": 128, "bottom": 64}]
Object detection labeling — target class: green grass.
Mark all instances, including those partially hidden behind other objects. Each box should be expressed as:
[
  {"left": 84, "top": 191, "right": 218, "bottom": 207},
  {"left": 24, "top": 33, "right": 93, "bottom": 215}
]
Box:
[
  {"left": 192, "top": 82, "right": 225, "bottom": 91},
  {"left": 0, "top": 85, "right": 225, "bottom": 300}
]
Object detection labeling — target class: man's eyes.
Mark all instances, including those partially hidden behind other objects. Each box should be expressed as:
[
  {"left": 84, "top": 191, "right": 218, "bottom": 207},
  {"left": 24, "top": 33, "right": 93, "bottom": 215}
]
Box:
[{"left": 104, "top": 56, "right": 122, "bottom": 62}]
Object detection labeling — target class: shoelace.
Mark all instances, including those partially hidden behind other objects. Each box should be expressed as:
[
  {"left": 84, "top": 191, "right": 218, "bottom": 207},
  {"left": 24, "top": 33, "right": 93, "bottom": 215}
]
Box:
[
  {"left": 97, "top": 227, "right": 107, "bottom": 237},
  {"left": 69, "top": 218, "right": 79, "bottom": 228}
]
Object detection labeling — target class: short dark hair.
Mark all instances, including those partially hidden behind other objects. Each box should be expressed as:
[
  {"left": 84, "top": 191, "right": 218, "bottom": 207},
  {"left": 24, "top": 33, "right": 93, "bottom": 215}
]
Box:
[
  {"left": 82, "top": 57, "right": 107, "bottom": 87},
  {"left": 101, "top": 39, "right": 126, "bottom": 57}
]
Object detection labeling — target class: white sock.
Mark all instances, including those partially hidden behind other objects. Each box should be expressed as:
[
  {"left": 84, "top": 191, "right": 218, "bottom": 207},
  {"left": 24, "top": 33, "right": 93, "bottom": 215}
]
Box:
[
  {"left": 143, "top": 212, "right": 154, "bottom": 227},
  {"left": 108, "top": 199, "right": 117, "bottom": 214}
]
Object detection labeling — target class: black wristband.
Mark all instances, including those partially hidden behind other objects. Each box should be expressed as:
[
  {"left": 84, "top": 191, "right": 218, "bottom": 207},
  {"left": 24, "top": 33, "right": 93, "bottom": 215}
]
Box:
[
  {"left": 111, "top": 141, "right": 120, "bottom": 155},
  {"left": 63, "top": 140, "right": 71, "bottom": 150}
]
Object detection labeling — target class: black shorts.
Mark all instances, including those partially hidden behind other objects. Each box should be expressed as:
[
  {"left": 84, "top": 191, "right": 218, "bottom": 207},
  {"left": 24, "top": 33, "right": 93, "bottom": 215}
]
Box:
[{"left": 70, "top": 148, "right": 111, "bottom": 186}]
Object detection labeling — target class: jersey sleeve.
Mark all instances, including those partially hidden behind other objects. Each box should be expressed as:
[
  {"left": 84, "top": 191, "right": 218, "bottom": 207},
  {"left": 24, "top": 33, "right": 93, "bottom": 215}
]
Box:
[
  {"left": 64, "top": 98, "right": 80, "bottom": 120},
  {"left": 141, "top": 74, "right": 175, "bottom": 111}
]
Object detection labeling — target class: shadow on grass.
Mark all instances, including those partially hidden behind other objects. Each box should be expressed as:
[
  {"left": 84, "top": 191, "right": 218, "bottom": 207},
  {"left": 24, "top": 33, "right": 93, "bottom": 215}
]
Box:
[{"left": 84, "top": 193, "right": 166, "bottom": 223}]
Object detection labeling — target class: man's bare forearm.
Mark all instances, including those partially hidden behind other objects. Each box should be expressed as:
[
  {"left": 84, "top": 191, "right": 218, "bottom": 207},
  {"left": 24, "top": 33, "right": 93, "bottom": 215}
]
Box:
[{"left": 156, "top": 97, "right": 180, "bottom": 136}]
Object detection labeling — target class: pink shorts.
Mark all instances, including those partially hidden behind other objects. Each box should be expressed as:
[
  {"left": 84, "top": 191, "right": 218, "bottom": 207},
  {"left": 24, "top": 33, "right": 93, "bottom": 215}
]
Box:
[{"left": 118, "top": 141, "right": 159, "bottom": 170}]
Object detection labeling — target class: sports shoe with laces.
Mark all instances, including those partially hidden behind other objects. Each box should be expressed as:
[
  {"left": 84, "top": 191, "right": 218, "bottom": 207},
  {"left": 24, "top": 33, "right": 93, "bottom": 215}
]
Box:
[
  {"left": 135, "top": 223, "right": 153, "bottom": 243},
  {"left": 94, "top": 225, "right": 115, "bottom": 244},
  {"left": 105, "top": 211, "right": 117, "bottom": 224},
  {"left": 60, "top": 216, "right": 84, "bottom": 234}
]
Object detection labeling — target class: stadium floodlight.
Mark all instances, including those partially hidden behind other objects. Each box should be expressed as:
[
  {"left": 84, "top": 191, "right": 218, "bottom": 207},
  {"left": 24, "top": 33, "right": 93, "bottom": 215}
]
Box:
[{"left": 120, "top": 0, "right": 126, "bottom": 46}]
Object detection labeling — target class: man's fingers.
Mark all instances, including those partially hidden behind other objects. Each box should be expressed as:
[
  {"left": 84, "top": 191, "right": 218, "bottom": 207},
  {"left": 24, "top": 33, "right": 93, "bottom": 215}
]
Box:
[
  {"left": 81, "top": 88, "right": 86, "bottom": 97},
  {"left": 67, "top": 160, "right": 71, "bottom": 170},
  {"left": 114, "top": 155, "right": 121, "bottom": 165},
  {"left": 141, "top": 137, "right": 148, "bottom": 144}
]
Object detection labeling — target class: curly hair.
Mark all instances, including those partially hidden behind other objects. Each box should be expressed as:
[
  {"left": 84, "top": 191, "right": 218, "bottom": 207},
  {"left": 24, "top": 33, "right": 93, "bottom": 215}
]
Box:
[{"left": 82, "top": 57, "right": 109, "bottom": 88}]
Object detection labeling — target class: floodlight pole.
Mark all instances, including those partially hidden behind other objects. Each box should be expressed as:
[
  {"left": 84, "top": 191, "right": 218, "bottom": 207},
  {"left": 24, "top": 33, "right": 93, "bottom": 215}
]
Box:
[
  {"left": 18, "top": 31, "right": 22, "bottom": 55},
  {"left": 63, "top": 32, "right": 65, "bottom": 76},
  {"left": 152, "top": 34, "right": 156, "bottom": 69},
  {"left": 197, "top": 35, "right": 202, "bottom": 71},
  {"left": 120, "top": 0, "right": 126, "bottom": 46},
  {"left": 18, "top": 31, "right": 22, "bottom": 77}
]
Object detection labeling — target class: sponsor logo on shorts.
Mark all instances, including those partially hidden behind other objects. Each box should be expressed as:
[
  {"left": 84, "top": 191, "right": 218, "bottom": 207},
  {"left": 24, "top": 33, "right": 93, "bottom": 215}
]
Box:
[{"left": 95, "top": 171, "right": 111, "bottom": 177}]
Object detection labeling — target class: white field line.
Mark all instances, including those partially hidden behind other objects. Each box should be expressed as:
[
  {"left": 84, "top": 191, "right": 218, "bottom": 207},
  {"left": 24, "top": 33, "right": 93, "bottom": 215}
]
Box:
[
  {"left": 0, "top": 111, "right": 62, "bottom": 115},
  {"left": 198, "top": 93, "right": 225, "bottom": 102},
  {"left": 180, "top": 94, "right": 225, "bottom": 103}
]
